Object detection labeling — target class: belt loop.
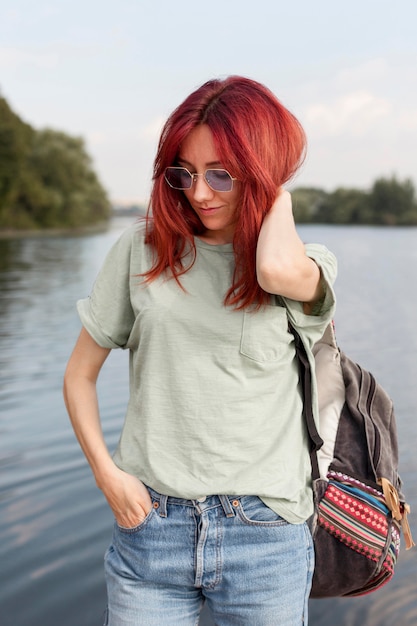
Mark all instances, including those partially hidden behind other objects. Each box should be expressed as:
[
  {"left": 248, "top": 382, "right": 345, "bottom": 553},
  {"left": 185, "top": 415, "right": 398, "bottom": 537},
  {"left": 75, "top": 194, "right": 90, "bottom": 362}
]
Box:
[
  {"left": 219, "top": 494, "right": 235, "bottom": 518},
  {"left": 158, "top": 493, "right": 168, "bottom": 518}
]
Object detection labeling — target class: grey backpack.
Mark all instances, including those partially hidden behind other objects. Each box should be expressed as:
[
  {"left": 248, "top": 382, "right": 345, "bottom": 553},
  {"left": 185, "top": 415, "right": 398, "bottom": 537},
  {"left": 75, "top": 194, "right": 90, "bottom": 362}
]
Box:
[{"left": 290, "top": 322, "right": 414, "bottom": 598}]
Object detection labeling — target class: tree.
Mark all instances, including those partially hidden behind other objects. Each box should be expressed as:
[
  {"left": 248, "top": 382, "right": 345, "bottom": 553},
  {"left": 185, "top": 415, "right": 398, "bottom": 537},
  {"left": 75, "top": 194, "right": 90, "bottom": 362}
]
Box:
[
  {"left": 292, "top": 177, "right": 417, "bottom": 225},
  {"left": 292, "top": 187, "right": 328, "bottom": 222},
  {"left": 25, "top": 129, "right": 111, "bottom": 227},
  {"left": 0, "top": 95, "right": 111, "bottom": 230},
  {"left": 369, "top": 176, "right": 417, "bottom": 226},
  {"left": 0, "top": 97, "right": 33, "bottom": 221},
  {"left": 314, "top": 187, "right": 371, "bottom": 224}
]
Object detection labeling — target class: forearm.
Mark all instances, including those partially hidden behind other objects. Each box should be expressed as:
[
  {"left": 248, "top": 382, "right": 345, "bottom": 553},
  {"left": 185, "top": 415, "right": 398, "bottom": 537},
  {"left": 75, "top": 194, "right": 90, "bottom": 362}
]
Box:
[
  {"left": 256, "top": 191, "right": 322, "bottom": 303},
  {"left": 63, "top": 328, "right": 152, "bottom": 526},
  {"left": 63, "top": 327, "right": 117, "bottom": 487},
  {"left": 63, "top": 373, "right": 116, "bottom": 487}
]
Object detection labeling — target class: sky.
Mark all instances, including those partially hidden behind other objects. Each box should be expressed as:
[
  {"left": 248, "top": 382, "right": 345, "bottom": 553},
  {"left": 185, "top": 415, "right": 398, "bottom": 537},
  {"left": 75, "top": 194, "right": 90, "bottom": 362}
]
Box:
[{"left": 1, "top": 0, "right": 416, "bottom": 204}]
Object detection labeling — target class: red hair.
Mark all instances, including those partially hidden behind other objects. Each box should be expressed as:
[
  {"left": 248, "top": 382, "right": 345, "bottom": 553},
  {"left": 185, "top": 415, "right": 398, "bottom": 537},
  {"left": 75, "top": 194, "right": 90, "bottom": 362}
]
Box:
[{"left": 144, "top": 75, "right": 306, "bottom": 308}]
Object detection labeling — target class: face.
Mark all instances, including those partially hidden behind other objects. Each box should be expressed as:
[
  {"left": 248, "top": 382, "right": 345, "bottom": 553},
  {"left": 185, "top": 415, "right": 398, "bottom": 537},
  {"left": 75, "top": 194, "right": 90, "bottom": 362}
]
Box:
[{"left": 177, "top": 124, "right": 240, "bottom": 244}]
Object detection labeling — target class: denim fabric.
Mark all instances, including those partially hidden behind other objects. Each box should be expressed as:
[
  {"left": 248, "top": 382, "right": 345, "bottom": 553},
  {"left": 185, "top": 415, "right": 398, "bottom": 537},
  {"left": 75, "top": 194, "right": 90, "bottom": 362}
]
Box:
[{"left": 103, "top": 488, "right": 314, "bottom": 625}]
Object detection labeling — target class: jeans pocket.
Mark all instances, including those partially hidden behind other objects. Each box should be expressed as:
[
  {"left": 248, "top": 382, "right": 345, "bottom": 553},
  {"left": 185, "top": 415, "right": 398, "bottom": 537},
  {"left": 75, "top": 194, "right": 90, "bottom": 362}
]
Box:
[
  {"left": 236, "top": 496, "right": 288, "bottom": 526},
  {"left": 115, "top": 507, "right": 156, "bottom": 534}
]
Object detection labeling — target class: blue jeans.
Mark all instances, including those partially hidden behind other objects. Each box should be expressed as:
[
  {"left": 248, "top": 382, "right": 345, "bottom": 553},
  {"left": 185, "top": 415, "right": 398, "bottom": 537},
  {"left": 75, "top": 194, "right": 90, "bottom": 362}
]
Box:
[{"left": 104, "top": 488, "right": 314, "bottom": 625}]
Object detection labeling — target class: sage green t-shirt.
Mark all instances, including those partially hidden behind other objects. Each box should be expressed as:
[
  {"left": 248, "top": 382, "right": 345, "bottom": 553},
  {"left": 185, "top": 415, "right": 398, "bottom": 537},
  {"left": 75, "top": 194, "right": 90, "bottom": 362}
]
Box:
[{"left": 77, "top": 221, "right": 337, "bottom": 523}]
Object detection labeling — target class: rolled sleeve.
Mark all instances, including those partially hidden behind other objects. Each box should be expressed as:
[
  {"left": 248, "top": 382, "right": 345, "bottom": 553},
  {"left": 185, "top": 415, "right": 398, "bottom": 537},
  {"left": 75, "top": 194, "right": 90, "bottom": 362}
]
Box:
[
  {"left": 283, "top": 244, "right": 337, "bottom": 349},
  {"left": 77, "top": 225, "right": 138, "bottom": 349},
  {"left": 77, "top": 297, "right": 126, "bottom": 349}
]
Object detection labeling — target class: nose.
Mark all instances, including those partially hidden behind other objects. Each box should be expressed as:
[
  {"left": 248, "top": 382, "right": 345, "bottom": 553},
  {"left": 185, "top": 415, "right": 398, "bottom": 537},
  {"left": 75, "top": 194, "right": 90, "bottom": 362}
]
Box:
[{"left": 191, "top": 174, "right": 215, "bottom": 203}]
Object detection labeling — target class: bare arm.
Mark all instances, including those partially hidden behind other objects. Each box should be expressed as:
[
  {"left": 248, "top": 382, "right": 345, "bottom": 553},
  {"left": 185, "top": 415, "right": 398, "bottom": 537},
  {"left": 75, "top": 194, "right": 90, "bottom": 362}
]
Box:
[
  {"left": 63, "top": 327, "right": 152, "bottom": 527},
  {"left": 256, "top": 190, "right": 323, "bottom": 309}
]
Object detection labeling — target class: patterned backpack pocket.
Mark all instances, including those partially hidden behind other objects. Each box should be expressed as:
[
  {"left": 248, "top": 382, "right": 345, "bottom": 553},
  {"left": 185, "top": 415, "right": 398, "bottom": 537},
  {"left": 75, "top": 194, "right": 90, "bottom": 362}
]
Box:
[{"left": 314, "top": 471, "right": 401, "bottom": 596}]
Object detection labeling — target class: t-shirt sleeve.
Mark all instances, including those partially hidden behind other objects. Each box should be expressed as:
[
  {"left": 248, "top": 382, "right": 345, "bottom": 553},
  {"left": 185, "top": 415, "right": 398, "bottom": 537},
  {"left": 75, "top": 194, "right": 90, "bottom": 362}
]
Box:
[
  {"left": 77, "top": 226, "right": 138, "bottom": 349},
  {"left": 282, "top": 243, "right": 337, "bottom": 349}
]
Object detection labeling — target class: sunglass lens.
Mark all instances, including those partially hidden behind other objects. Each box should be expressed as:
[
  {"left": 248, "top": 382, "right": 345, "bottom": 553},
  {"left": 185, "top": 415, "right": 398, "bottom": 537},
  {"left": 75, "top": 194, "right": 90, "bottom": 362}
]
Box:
[
  {"left": 205, "top": 169, "right": 233, "bottom": 192},
  {"left": 165, "top": 167, "right": 192, "bottom": 189}
]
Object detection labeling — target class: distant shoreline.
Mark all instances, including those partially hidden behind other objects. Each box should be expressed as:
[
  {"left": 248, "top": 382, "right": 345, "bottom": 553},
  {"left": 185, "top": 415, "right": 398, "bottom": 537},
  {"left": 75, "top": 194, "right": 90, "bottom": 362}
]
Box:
[
  {"left": 0, "top": 221, "right": 112, "bottom": 240},
  {"left": 0, "top": 209, "right": 146, "bottom": 240}
]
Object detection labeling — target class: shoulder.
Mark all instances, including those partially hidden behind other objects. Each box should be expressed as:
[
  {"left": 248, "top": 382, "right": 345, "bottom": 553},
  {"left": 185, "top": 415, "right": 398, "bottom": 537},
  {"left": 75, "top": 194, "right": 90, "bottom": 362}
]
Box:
[
  {"left": 108, "top": 218, "right": 150, "bottom": 262},
  {"left": 92, "top": 218, "right": 152, "bottom": 282},
  {"left": 116, "top": 218, "right": 148, "bottom": 248}
]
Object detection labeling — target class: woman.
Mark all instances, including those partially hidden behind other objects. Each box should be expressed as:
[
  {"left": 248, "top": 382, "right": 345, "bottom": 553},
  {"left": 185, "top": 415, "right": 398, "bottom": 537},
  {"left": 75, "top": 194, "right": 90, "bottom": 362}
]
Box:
[{"left": 64, "top": 75, "right": 336, "bottom": 625}]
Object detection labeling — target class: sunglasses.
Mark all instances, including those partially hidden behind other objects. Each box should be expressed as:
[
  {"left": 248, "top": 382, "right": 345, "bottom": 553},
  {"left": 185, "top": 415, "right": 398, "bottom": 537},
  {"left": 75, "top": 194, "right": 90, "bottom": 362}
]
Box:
[{"left": 164, "top": 166, "right": 237, "bottom": 193}]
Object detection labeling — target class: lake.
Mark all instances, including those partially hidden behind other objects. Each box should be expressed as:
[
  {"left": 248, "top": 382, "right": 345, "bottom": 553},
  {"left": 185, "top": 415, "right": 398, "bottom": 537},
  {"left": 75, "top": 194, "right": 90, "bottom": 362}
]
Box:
[{"left": 0, "top": 217, "right": 416, "bottom": 625}]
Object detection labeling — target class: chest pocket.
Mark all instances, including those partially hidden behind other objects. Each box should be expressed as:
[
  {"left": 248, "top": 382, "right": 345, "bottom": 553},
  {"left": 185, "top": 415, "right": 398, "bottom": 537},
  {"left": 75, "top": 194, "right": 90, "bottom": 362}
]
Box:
[{"left": 240, "top": 305, "right": 292, "bottom": 363}]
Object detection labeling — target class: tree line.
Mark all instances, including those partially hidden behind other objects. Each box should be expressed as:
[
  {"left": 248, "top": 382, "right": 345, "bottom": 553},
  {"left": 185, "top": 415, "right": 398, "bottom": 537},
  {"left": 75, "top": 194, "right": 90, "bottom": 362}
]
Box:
[
  {"left": 0, "top": 93, "right": 110, "bottom": 230},
  {"left": 1, "top": 92, "right": 416, "bottom": 230},
  {"left": 292, "top": 176, "right": 417, "bottom": 226}
]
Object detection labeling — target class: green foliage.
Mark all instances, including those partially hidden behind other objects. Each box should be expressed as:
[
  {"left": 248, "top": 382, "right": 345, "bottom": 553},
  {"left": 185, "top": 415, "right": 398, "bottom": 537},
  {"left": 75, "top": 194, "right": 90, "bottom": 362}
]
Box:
[
  {"left": 0, "top": 95, "right": 111, "bottom": 230},
  {"left": 0, "top": 98, "right": 33, "bottom": 211},
  {"left": 292, "top": 176, "right": 417, "bottom": 225},
  {"left": 292, "top": 187, "right": 327, "bottom": 222},
  {"left": 369, "top": 176, "right": 417, "bottom": 226}
]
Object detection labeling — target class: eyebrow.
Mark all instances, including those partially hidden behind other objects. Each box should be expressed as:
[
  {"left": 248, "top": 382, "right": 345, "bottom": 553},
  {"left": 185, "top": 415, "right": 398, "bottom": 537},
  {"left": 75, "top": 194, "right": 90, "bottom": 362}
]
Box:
[{"left": 177, "top": 157, "right": 223, "bottom": 168}]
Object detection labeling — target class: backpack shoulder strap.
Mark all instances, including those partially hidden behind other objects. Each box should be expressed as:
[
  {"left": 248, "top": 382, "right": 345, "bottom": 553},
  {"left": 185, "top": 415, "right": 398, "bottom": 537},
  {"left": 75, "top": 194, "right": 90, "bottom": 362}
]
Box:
[{"left": 288, "top": 322, "right": 323, "bottom": 480}]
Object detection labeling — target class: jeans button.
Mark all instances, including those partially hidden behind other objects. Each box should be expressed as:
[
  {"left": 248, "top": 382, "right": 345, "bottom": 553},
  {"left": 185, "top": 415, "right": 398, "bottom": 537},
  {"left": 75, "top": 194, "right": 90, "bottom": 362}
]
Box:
[{"left": 196, "top": 496, "right": 207, "bottom": 502}]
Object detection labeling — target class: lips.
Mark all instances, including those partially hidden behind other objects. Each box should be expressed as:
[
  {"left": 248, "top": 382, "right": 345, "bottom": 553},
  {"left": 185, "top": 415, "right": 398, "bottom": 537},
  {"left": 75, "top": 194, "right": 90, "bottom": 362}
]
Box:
[{"left": 198, "top": 206, "right": 222, "bottom": 215}]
